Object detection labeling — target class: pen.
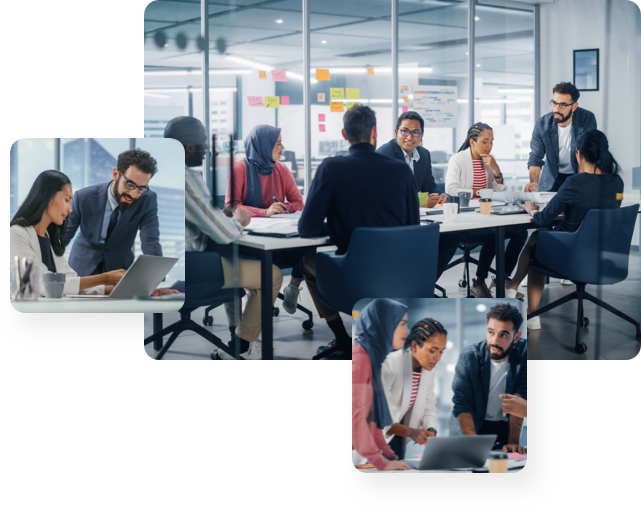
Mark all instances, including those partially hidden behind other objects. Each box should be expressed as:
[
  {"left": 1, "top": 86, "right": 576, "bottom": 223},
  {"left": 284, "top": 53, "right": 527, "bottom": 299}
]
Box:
[{"left": 273, "top": 196, "right": 288, "bottom": 213}]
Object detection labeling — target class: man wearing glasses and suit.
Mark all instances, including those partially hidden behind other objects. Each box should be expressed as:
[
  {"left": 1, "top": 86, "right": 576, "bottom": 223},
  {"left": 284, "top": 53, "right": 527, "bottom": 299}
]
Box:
[
  {"left": 525, "top": 81, "right": 597, "bottom": 192},
  {"left": 377, "top": 111, "right": 459, "bottom": 282},
  {"left": 65, "top": 149, "right": 163, "bottom": 276}
]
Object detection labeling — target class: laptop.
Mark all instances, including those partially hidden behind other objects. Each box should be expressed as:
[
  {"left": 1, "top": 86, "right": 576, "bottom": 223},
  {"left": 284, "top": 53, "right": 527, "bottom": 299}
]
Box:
[
  {"left": 413, "top": 435, "right": 497, "bottom": 470},
  {"left": 475, "top": 205, "right": 528, "bottom": 215},
  {"left": 67, "top": 255, "right": 178, "bottom": 298}
]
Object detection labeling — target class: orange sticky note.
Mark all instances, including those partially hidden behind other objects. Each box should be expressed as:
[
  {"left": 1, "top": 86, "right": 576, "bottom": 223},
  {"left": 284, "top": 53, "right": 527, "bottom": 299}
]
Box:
[
  {"left": 316, "top": 69, "right": 331, "bottom": 81},
  {"left": 258, "top": 70, "right": 266, "bottom": 79},
  {"left": 318, "top": 93, "right": 326, "bottom": 102},
  {"left": 367, "top": 67, "right": 374, "bottom": 76},
  {"left": 330, "top": 101, "right": 344, "bottom": 113},
  {"left": 401, "top": 85, "right": 409, "bottom": 93},
  {"left": 616, "top": 193, "right": 624, "bottom": 200},
  {"left": 402, "top": 96, "right": 410, "bottom": 103},
  {"left": 355, "top": 464, "right": 375, "bottom": 469}
]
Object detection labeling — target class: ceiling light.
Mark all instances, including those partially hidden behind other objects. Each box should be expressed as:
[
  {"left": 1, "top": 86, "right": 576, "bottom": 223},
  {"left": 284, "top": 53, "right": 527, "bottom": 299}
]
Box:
[
  {"left": 226, "top": 55, "right": 274, "bottom": 71},
  {"left": 275, "top": 19, "right": 283, "bottom": 23},
  {"left": 475, "top": 17, "right": 480, "bottom": 21},
  {"left": 144, "top": 92, "right": 170, "bottom": 99},
  {"left": 144, "top": 69, "right": 252, "bottom": 76},
  {"left": 476, "top": 304, "right": 487, "bottom": 312},
  {"left": 476, "top": 64, "right": 481, "bottom": 67},
  {"left": 497, "top": 88, "right": 534, "bottom": 93},
  {"left": 321, "top": 40, "right": 327, "bottom": 44},
  {"left": 144, "top": 87, "right": 238, "bottom": 93}
]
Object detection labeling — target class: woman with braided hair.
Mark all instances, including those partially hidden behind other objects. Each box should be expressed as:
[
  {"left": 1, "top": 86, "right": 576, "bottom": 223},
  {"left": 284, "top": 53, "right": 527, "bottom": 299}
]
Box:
[
  {"left": 506, "top": 129, "right": 623, "bottom": 330},
  {"left": 379, "top": 318, "right": 448, "bottom": 460},
  {"left": 445, "top": 122, "right": 528, "bottom": 299}
]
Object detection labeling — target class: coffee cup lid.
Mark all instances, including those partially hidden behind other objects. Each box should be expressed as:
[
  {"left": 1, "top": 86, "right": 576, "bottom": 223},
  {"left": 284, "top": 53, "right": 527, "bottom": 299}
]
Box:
[
  {"left": 480, "top": 198, "right": 492, "bottom": 202},
  {"left": 490, "top": 452, "right": 509, "bottom": 460}
]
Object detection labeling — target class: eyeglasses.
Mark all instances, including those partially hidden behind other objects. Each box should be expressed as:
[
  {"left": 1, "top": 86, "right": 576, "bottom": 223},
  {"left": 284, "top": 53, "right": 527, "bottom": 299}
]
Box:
[
  {"left": 399, "top": 128, "right": 422, "bottom": 138},
  {"left": 119, "top": 169, "right": 149, "bottom": 193},
  {"left": 550, "top": 100, "right": 575, "bottom": 110}
]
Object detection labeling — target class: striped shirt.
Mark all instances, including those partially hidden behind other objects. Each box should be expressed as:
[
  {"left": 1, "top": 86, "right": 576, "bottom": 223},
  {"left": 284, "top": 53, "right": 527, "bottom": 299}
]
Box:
[
  {"left": 408, "top": 371, "right": 422, "bottom": 411},
  {"left": 472, "top": 159, "right": 487, "bottom": 189},
  {"left": 185, "top": 166, "right": 244, "bottom": 252}
]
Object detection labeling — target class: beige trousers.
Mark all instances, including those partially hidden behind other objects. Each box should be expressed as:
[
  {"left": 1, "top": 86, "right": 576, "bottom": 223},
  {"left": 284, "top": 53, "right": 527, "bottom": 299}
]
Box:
[{"left": 221, "top": 257, "right": 283, "bottom": 342}]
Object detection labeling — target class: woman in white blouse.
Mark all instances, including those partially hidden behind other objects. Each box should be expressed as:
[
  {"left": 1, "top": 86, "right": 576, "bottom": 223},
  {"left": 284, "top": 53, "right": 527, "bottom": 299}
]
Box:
[
  {"left": 381, "top": 318, "right": 448, "bottom": 460},
  {"left": 444, "top": 123, "right": 528, "bottom": 299},
  {"left": 10, "top": 170, "right": 126, "bottom": 296}
]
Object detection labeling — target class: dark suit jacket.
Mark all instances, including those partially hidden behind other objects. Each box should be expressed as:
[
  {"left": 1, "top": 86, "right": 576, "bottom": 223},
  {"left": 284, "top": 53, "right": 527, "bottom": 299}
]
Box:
[
  {"left": 65, "top": 182, "right": 162, "bottom": 275},
  {"left": 376, "top": 138, "right": 437, "bottom": 194}
]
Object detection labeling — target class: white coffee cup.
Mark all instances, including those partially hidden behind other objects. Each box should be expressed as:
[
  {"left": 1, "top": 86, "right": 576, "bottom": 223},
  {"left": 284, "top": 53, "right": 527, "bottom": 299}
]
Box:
[
  {"left": 443, "top": 203, "right": 458, "bottom": 223},
  {"left": 477, "top": 188, "right": 493, "bottom": 199}
]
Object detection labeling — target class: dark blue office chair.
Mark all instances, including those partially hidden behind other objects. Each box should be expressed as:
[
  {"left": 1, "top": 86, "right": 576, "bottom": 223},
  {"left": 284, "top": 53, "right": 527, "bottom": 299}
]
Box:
[
  {"left": 313, "top": 224, "right": 440, "bottom": 359},
  {"left": 527, "top": 205, "right": 641, "bottom": 353},
  {"left": 144, "top": 251, "right": 246, "bottom": 360}
]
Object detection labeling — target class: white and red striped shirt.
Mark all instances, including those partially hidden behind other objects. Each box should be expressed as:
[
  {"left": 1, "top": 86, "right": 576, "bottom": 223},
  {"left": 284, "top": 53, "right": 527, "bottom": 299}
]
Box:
[
  {"left": 408, "top": 371, "right": 422, "bottom": 411},
  {"left": 472, "top": 159, "right": 487, "bottom": 189}
]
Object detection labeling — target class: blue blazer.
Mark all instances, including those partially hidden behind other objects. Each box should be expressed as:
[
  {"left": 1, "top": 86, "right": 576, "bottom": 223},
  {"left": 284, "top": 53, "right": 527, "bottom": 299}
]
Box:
[
  {"left": 450, "top": 338, "right": 527, "bottom": 434},
  {"left": 376, "top": 138, "right": 438, "bottom": 194},
  {"left": 65, "top": 182, "right": 162, "bottom": 275},
  {"left": 527, "top": 107, "right": 597, "bottom": 191}
]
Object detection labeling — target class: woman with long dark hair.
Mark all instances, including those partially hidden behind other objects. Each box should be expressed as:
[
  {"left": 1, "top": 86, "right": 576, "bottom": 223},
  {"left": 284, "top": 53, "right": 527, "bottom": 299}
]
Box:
[
  {"left": 506, "top": 129, "right": 624, "bottom": 330},
  {"left": 10, "top": 170, "right": 126, "bottom": 296},
  {"left": 445, "top": 123, "right": 528, "bottom": 298}
]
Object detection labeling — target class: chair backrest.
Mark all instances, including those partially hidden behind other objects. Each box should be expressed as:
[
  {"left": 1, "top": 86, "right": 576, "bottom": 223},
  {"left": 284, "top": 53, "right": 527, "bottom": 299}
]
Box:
[
  {"left": 537, "top": 205, "right": 639, "bottom": 285},
  {"left": 316, "top": 224, "right": 439, "bottom": 313},
  {"left": 435, "top": 182, "right": 445, "bottom": 194},
  {"left": 184, "top": 251, "right": 226, "bottom": 308}
]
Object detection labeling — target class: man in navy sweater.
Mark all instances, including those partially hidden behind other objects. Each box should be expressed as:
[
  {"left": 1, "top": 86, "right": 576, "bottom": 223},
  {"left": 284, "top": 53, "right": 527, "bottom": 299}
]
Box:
[{"left": 298, "top": 105, "right": 419, "bottom": 358}]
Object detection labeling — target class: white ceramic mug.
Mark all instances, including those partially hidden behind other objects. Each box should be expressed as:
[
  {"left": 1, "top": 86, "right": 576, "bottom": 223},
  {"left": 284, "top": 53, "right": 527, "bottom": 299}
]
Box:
[
  {"left": 477, "top": 188, "right": 493, "bottom": 199},
  {"left": 443, "top": 203, "right": 458, "bottom": 222}
]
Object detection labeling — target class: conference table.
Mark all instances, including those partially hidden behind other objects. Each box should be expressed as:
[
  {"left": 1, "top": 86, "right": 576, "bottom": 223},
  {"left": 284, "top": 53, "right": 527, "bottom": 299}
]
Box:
[
  {"left": 12, "top": 297, "right": 184, "bottom": 313},
  {"left": 357, "top": 455, "right": 527, "bottom": 473}
]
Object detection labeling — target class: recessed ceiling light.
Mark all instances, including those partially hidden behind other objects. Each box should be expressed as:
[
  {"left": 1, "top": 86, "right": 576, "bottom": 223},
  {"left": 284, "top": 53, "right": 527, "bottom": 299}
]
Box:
[
  {"left": 476, "top": 64, "right": 481, "bottom": 67},
  {"left": 476, "top": 304, "right": 487, "bottom": 312},
  {"left": 321, "top": 40, "right": 327, "bottom": 44},
  {"left": 475, "top": 17, "right": 480, "bottom": 21},
  {"left": 275, "top": 19, "right": 283, "bottom": 23}
]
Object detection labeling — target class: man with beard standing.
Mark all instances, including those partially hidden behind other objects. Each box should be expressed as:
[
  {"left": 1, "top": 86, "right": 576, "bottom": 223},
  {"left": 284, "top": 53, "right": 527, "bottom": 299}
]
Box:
[
  {"left": 65, "top": 149, "right": 163, "bottom": 276},
  {"left": 450, "top": 303, "right": 527, "bottom": 452},
  {"left": 525, "top": 81, "right": 597, "bottom": 192}
]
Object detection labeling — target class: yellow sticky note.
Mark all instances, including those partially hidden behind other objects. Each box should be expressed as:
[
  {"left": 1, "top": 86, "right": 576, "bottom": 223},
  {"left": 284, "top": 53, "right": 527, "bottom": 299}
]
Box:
[
  {"left": 402, "top": 96, "right": 410, "bottom": 103},
  {"left": 367, "top": 67, "right": 374, "bottom": 76},
  {"left": 330, "top": 101, "right": 345, "bottom": 113},
  {"left": 345, "top": 102, "right": 358, "bottom": 110},
  {"left": 330, "top": 88, "right": 344, "bottom": 99},
  {"left": 316, "top": 69, "right": 331, "bottom": 81},
  {"left": 258, "top": 70, "right": 267, "bottom": 79},
  {"left": 346, "top": 88, "right": 360, "bottom": 99},
  {"left": 265, "top": 96, "right": 280, "bottom": 108}
]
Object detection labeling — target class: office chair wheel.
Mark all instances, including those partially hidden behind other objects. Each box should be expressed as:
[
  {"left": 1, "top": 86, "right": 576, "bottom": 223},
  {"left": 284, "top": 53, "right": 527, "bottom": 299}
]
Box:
[
  {"left": 302, "top": 320, "right": 313, "bottom": 330},
  {"left": 202, "top": 316, "right": 213, "bottom": 326},
  {"left": 273, "top": 307, "right": 280, "bottom": 317},
  {"left": 459, "top": 279, "right": 467, "bottom": 288},
  {"left": 580, "top": 317, "right": 589, "bottom": 327},
  {"left": 574, "top": 342, "right": 588, "bottom": 354}
]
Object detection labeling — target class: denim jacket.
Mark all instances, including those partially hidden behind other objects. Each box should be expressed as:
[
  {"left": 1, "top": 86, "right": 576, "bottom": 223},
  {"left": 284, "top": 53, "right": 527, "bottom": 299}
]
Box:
[
  {"left": 449, "top": 338, "right": 527, "bottom": 434},
  {"left": 527, "top": 107, "right": 597, "bottom": 191}
]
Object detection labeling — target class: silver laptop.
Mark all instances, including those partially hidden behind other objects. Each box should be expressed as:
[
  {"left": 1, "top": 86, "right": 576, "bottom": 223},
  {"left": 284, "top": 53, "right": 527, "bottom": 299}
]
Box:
[
  {"left": 414, "top": 435, "right": 497, "bottom": 470},
  {"left": 475, "top": 205, "right": 527, "bottom": 215},
  {"left": 68, "top": 255, "right": 178, "bottom": 298}
]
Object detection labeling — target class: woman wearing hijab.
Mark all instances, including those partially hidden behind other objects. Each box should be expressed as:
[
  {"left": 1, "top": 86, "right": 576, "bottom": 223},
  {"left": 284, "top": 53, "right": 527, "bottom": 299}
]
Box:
[
  {"left": 352, "top": 299, "right": 413, "bottom": 471},
  {"left": 225, "top": 125, "right": 307, "bottom": 314},
  {"left": 10, "top": 170, "right": 125, "bottom": 296}
]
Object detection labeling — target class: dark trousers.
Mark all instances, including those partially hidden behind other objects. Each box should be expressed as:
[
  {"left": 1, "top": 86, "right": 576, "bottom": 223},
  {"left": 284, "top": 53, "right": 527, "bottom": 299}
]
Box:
[
  {"left": 389, "top": 434, "right": 405, "bottom": 460},
  {"left": 272, "top": 246, "right": 317, "bottom": 281},
  {"left": 549, "top": 172, "right": 572, "bottom": 192},
  {"left": 478, "top": 420, "right": 510, "bottom": 450},
  {"left": 476, "top": 229, "right": 528, "bottom": 280},
  {"left": 437, "top": 234, "right": 460, "bottom": 281}
]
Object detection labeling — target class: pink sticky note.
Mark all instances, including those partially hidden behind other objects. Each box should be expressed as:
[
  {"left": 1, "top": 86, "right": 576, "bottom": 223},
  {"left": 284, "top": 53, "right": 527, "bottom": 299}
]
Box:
[
  {"left": 414, "top": 454, "right": 423, "bottom": 458},
  {"left": 318, "top": 114, "right": 325, "bottom": 122},
  {"left": 271, "top": 70, "right": 287, "bottom": 82},
  {"left": 507, "top": 453, "right": 526, "bottom": 460},
  {"left": 247, "top": 96, "right": 265, "bottom": 107},
  {"left": 281, "top": 96, "right": 290, "bottom": 105},
  {"left": 402, "top": 106, "right": 409, "bottom": 113},
  {"left": 319, "top": 124, "right": 326, "bottom": 132}
]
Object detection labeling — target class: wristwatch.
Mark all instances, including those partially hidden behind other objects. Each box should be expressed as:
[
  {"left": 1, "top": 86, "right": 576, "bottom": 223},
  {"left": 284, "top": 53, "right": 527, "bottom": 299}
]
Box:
[
  {"left": 495, "top": 172, "right": 503, "bottom": 180},
  {"left": 426, "top": 427, "right": 437, "bottom": 436}
]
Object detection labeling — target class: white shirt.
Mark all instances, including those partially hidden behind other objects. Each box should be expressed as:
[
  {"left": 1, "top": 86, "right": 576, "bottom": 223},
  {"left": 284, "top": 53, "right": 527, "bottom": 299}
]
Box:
[
  {"left": 485, "top": 359, "right": 510, "bottom": 422},
  {"left": 402, "top": 147, "right": 420, "bottom": 174},
  {"left": 557, "top": 123, "right": 573, "bottom": 175}
]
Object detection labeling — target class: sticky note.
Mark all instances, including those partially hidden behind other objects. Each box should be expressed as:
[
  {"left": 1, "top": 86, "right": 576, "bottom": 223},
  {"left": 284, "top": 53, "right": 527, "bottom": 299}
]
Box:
[
  {"left": 355, "top": 464, "right": 375, "bottom": 469},
  {"left": 402, "top": 96, "right": 410, "bottom": 103},
  {"left": 330, "top": 101, "right": 344, "bottom": 113},
  {"left": 318, "top": 114, "right": 325, "bottom": 122},
  {"left": 315, "top": 69, "right": 331, "bottom": 81},
  {"left": 507, "top": 453, "right": 526, "bottom": 460},
  {"left": 317, "top": 93, "right": 326, "bottom": 102},
  {"left": 258, "top": 70, "right": 266, "bottom": 80},
  {"left": 346, "top": 88, "right": 360, "bottom": 99},
  {"left": 401, "top": 85, "right": 409, "bottom": 93},
  {"left": 319, "top": 124, "right": 326, "bottom": 132},
  {"left": 281, "top": 96, "right": 290, "bottom": 105},
  {"left": 367, "top": 67, "right": 374, "bottom": 76},
  {"left": 345, "top": 102, "right": 358, "bottom": 110},
  {"left": 330, "top": 88, "right": 344, "bottom": 99},
  {"left": 271, "top": 70, "right": 287, "bottom": 82},
  {"left": 247, "top": 96, "right": 265, "bottom": 107},
  {"left": 264, "top": 96, "right": 280, "bottom": 108},
  {"left": 402, "top": 106, "right": 409, "bottom": 113}
]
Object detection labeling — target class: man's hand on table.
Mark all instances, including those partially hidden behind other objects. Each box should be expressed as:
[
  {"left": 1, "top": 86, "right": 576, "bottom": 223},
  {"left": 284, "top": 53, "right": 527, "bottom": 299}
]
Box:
[
  {"left": 502, "top": 443, "right": 527, "bottom": 454},
  {"left": 383, "top": 460, "right": 413, "bottom": 471},
  {"left": 152, "top": 289, "right": 181, "bottom": 297}
]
